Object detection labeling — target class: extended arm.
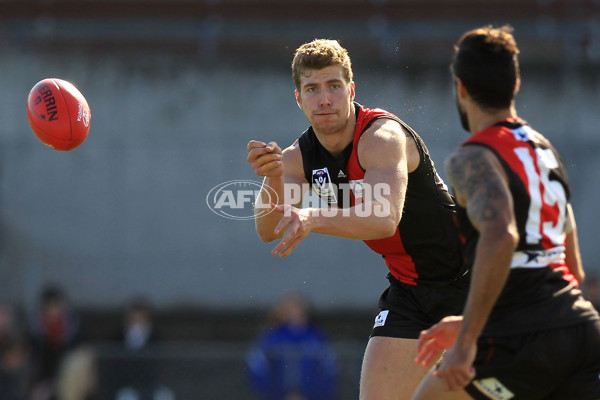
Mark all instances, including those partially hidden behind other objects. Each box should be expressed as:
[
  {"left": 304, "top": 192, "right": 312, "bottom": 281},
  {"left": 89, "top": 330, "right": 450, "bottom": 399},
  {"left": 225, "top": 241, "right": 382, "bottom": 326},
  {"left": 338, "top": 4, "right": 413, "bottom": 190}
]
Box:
[
  {"left": 270, "top": 119, "right": 407, "bottom": 256},
  {"left": 310, "top": 119, "right": 405, "bottom": 238},
  {"left": 434, "top": 146, "right": 519, "bottom": 390}
]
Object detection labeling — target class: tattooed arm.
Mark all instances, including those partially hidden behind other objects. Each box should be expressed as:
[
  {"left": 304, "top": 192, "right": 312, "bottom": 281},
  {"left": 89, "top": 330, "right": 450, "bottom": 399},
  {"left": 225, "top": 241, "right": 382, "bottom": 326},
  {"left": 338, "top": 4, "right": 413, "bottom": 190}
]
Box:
[{"left": 429, "top": 145, "right": 519, "bottom": 391}]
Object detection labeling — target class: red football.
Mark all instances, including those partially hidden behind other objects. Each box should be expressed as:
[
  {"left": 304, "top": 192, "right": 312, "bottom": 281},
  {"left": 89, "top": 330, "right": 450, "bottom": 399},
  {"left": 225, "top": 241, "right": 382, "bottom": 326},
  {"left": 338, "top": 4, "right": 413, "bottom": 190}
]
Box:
[{"left": 26, "top": 78, "right": 91, "bottom": 151}]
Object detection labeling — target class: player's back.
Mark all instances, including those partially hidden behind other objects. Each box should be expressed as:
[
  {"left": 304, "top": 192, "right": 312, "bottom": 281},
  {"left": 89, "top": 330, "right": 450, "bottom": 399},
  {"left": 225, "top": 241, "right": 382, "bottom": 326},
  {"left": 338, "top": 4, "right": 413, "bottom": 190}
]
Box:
[{"left": 458, "top": 120, "right": 598, "bottom": 335}]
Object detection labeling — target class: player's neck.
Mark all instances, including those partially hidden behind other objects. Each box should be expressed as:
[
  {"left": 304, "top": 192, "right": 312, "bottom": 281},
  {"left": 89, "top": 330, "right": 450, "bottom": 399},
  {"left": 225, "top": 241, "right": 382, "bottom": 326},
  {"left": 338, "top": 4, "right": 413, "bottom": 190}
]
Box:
[{"left": 469, "top": 104, "right": 518, "bottom": 135}]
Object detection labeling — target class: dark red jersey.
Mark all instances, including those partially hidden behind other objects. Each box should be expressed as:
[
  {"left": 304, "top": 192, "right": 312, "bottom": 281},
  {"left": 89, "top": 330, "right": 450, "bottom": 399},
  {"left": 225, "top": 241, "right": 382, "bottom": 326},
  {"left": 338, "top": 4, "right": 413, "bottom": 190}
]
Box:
[
  {"left": 458, "top": 120, "right": 598, "bottom": 335},
  {"left": 298, "top": 103, "right": 465, "bottom": 286}
]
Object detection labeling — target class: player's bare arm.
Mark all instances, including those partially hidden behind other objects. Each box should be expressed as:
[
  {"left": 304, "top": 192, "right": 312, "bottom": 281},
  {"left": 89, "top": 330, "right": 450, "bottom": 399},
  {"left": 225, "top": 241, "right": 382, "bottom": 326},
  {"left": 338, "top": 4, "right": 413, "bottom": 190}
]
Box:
[
  {"left": 247, "top": 140, "right": 306, "bottom": 242},
  {"left": 334, "top": 118, "right": 406, "bottom": 236},
  {"left": 270, "top": 119, "right": 407, "bottom": 257},
  {"left": 564, "top": 203, "right": 585, "bottom": 283},
  {"left": 435, "top": 146, "right": 519, "bottom": 391}
]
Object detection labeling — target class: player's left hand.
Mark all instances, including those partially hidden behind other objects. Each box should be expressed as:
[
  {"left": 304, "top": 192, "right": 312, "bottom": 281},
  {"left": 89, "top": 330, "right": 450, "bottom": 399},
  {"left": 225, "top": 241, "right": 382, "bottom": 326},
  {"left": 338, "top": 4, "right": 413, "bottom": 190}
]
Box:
[
  {"left": 269, "top": 204, "right": 315, "bottom": 257},
  {"left": 432, "top": 341, "right": 477, "bottom": 391}
]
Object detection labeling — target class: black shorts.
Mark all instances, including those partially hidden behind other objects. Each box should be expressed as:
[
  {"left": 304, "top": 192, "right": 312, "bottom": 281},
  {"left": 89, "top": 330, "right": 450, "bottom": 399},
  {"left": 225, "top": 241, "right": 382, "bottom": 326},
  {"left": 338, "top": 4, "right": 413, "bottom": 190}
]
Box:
[
  {"left": 465, "top": 319, "right": 600, "bottom": 400},
  {"left": 370, "top": 273, "right": 469, "bottom": 339}
]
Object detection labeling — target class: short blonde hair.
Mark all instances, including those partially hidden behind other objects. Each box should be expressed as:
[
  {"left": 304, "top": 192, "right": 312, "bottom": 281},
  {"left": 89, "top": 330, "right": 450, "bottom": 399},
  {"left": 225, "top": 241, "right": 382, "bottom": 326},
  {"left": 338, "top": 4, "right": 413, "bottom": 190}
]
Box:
[{"left": 292, "top": 39, "right": 353, "bottom": 90}]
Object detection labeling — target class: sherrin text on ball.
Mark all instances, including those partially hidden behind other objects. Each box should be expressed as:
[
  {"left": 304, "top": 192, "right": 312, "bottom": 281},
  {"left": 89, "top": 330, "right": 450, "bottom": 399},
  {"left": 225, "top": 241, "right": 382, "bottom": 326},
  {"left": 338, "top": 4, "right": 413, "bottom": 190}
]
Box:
[{"left": 26, "top": 78, "right": 91, "bottom": 151}]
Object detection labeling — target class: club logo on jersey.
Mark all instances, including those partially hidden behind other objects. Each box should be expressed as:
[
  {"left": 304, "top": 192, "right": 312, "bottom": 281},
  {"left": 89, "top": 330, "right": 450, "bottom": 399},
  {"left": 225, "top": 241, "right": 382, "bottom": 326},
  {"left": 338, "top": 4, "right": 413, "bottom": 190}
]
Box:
[
  {"left": 472, "top": 378, "right": 514, "bottom": 400},
  {"left": 312, "top": 167, "right": 337, "bottom": 205},
  {"left": 373, "top": 310, "right": 389, "bottom": 328}
]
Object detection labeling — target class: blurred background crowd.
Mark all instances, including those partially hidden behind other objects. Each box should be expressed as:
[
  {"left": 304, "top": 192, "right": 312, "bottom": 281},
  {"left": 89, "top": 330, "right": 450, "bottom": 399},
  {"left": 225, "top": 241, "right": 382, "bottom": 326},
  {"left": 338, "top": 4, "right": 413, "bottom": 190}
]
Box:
[
  {"left": 1, "top": 0, "right": 599, "bottom": 398},
  {"left": 0, "top": 286, "right": 347, "bottom": 399}
]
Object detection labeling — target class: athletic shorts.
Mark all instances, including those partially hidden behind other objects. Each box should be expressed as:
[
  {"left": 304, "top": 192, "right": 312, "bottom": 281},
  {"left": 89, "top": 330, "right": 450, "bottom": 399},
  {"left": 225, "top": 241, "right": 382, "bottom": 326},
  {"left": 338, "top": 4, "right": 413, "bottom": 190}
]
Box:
[
  {"left": 465, "top": 319, "right": 600, "bottom": 400},
  {"left": 369, "top": 273, "right": 469, "bottom": 339}
]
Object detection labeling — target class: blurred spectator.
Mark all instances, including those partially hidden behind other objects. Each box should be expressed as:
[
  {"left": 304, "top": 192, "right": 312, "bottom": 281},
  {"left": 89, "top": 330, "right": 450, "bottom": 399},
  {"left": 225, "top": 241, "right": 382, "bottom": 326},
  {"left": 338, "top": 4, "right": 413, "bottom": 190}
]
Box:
[
  {"left": 120, "top": 298, "right": 156, "bottom": 351},
  {"left": 29, "top": 285, "right": 81, "bottom": 395},
  {"left": 0, "top": 337, "right": 30, "bottom": 400},
  {"left": 246, "top": 292, "right": 338, "bottom": 400},
  {"left": 113, "top": 297, "right": 173, "bottom": 400},
  {"left": 0, "top": 302, "right": 31, "bottom": 400},
  {"left": 582, "top": 275, "right": 600, "bottom": 312},
  {"left": 51, "top": 346, "right": 102, "bottom": 400}
]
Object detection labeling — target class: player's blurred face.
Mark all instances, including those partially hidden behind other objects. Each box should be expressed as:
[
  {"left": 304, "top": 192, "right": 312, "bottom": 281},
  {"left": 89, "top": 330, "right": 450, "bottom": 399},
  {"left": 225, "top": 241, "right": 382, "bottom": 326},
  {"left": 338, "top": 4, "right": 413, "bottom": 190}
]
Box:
[{"left": 295, "top": 65, "right": 355, "bottom": 136}]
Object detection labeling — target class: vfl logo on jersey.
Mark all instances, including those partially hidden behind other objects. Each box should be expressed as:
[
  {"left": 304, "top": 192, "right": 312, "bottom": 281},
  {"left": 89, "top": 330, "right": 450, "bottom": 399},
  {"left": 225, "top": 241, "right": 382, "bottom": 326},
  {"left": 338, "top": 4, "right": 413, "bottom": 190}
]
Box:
[
  {"left": 373, "top": 310, "right": 389, "bottom": 328},
  {"left": 472, "top": 378, "right": 514, "bottom": 400},
  {"left": 312, "top": 167, "right": 337, "bottom": 205}
]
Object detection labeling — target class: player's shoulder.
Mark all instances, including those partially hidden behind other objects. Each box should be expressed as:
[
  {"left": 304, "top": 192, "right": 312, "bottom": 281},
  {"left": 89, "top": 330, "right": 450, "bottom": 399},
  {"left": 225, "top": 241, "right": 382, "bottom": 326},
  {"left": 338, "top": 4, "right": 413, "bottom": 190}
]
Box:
[
  {"left": 357, "top": 119, "right": 410, "bottom": 171},
  {"left": 361, "top": 118, "right": 407, "bottom": 146},
  {"left": 445, "top": 144, "right": 497, "bottom": 177}
]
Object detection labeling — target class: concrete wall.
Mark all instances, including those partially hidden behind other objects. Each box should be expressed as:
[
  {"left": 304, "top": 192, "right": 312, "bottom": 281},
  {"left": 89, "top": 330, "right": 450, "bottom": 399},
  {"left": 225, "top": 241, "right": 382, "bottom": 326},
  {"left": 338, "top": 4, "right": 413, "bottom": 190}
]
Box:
[{"left": 0, "top": 41, "right": 598, "bottom": 311}]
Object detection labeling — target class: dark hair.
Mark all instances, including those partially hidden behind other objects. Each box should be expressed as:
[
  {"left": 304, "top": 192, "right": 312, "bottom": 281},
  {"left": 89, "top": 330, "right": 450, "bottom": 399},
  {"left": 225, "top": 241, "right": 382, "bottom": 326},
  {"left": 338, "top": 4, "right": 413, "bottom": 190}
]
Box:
[{"left": 451, "top": 25, "right": 520, "bottom": 109}]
